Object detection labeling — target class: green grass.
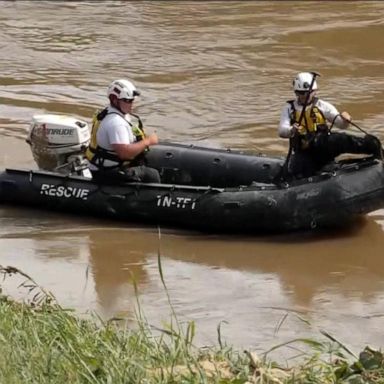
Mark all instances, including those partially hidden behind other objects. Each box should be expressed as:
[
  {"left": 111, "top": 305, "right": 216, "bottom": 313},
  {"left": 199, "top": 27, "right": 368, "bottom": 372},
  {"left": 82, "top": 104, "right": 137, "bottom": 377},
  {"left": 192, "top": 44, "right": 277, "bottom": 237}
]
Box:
[
  {"left": 0, "top": 294, "right": 250, "bottom": 383},
  {"left": 0, "top": 265, "right": 384, "bottom": 383}
]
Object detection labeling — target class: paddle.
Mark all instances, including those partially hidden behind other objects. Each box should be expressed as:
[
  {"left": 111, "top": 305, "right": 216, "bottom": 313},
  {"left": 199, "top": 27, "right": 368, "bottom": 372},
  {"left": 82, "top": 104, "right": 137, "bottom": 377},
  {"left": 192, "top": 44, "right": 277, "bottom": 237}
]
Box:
[{"left": 280, "top": 71, "right": 321, "bottom": 179}]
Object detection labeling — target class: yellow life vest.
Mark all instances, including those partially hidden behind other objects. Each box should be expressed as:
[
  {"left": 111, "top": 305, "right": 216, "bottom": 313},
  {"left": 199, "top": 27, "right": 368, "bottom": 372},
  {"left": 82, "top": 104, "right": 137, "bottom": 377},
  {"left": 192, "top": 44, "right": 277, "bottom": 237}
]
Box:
[
  {"left": 288, "top": 98, "right": 327, "bottom": 135},
  {"left": 85, "top": 108, "right": 146, "bottom": 169}
]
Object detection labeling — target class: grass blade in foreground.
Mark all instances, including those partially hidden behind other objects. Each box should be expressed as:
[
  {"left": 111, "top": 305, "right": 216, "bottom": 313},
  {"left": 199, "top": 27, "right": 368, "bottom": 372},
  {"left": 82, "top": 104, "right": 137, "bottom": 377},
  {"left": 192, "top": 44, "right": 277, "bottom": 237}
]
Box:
[{"left": 1, "top": 265, "right": 384, "bottom": 383}]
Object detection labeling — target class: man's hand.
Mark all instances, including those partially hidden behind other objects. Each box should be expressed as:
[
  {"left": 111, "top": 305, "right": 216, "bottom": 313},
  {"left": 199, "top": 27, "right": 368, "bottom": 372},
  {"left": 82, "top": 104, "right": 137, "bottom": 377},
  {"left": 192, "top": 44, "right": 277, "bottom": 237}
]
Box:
[
  {"left": 340, "top": 111, "right": 351, "bottom": 122},
  {"left": 145, "top": 133, "right": 158, "bottom": 146}
]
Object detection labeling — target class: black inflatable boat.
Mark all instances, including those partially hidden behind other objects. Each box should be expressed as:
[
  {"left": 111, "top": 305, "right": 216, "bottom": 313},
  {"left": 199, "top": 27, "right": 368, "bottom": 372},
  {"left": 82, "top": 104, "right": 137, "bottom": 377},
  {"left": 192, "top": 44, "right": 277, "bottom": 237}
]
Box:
[{"left": 1, "top": 140, "right": 384, "bottom": 233}]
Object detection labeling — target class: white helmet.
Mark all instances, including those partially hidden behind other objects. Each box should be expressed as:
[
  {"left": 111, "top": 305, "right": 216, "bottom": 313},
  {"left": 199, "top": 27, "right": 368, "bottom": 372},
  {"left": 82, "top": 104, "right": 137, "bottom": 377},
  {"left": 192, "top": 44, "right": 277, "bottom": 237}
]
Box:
[
  {"left": 292, "top": 72, "right": 318, "bottom": 92},
  {"left": 107, "top": 79, "right": 140, "bottom": 100}
]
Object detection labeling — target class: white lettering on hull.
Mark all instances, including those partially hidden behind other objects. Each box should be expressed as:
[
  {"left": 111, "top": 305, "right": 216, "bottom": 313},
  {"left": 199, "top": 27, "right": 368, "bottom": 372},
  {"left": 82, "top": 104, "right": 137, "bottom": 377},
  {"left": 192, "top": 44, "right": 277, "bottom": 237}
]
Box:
[
  {"left": 40, "top": 184, "right": 89, "bottom": 200},
  {"left": 157, "top": 195, "right": 196, "bottom": 210}
]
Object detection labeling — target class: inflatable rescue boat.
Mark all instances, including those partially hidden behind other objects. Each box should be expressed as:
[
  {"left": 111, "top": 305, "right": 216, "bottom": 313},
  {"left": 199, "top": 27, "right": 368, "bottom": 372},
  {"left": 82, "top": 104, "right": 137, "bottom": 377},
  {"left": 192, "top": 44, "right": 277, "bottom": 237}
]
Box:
[{"left": 0, "top": 114, "right": 383, "bottom": 233}]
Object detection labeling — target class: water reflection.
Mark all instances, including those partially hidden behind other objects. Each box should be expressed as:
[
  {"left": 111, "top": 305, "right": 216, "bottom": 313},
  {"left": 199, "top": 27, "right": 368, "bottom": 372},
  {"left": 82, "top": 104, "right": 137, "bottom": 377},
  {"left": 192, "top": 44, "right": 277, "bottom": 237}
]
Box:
[
  {"left": 87, "top": 229, "right": 152, "bottom": 318},
  {"left": 1, "top": 209, "right": 384, "bottom": 318},
  {"left": 153, "top": 217, "right": 384, "bottom": 309}
]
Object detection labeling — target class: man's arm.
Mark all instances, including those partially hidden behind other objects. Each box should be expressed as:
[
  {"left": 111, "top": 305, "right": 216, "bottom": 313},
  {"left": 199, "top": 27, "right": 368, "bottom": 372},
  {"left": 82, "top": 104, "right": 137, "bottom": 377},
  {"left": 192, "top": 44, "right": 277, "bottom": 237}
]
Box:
[
  {"left": 319, "top": 99, "right": 351, "bottom": 130},
  {"left": 112, "top": 133, "right": 158, "bottom": 160},
  {"left": 278, "top": 104, "right": 293, "bottom": 138}
]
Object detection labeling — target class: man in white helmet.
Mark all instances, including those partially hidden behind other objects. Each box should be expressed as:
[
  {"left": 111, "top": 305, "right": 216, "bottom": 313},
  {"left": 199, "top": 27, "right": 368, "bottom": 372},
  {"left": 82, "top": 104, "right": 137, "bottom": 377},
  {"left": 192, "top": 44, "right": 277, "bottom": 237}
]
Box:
[
  {"left": 279, "top": 72, "right": 382, "bottom": 178},
  {"left": 86, "top": 79, "right": 160, "bottom": 183}
]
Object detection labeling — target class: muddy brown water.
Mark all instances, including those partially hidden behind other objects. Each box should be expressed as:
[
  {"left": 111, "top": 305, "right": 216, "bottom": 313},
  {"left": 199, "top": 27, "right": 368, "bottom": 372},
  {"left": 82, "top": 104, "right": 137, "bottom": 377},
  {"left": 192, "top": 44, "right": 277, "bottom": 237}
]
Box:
[{"left": 1, "top": 1, "right": 384, "bottom": 356}]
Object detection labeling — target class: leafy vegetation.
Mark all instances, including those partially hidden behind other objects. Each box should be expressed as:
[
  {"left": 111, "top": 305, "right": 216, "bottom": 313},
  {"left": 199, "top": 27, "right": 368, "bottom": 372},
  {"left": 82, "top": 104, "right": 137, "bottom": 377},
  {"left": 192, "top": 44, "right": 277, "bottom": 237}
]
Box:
[{"left": 0, "top": 265, "right": 384, "bottom": 383}]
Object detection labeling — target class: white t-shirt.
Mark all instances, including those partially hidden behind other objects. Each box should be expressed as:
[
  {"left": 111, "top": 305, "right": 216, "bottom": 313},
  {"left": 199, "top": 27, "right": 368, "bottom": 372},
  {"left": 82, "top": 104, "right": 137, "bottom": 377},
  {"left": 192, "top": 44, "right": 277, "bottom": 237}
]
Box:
[
  {"left": 97, "top": 106, "right": 136, "bottom": 148},
  {"left": 90, "top": 106, "right": 138, "bottom": 170},
  {"left": 278, "top": 98, "right": 341, "bottom": 138}
]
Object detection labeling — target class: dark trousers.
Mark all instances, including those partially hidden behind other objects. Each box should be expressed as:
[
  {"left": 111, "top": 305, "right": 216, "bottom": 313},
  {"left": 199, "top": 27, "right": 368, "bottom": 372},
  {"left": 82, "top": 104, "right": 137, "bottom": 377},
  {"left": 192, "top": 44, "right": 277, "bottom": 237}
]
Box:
[
  {"left": 91, "top": 165, "right": 161, "bottom": 184},
  {"left": 288, "top": 132, "right": 382, "bottom": 178}
]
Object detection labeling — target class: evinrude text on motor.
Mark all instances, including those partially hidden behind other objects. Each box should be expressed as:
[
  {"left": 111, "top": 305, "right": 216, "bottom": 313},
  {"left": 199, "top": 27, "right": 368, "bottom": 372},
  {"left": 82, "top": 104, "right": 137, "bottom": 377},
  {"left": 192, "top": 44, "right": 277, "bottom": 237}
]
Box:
[{"left": 26, "top": 114, "right": 92, "bottom": 178}]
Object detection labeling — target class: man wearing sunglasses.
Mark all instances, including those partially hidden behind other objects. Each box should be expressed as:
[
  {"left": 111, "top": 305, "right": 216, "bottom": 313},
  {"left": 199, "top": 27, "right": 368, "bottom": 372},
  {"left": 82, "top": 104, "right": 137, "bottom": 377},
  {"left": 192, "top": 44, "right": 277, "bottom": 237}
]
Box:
[
  {"left": 278, "top": 72, "right": 382, "bottom": 178},
  {"left": 86, "top": 79, "right": 161, "bottom": 183}
]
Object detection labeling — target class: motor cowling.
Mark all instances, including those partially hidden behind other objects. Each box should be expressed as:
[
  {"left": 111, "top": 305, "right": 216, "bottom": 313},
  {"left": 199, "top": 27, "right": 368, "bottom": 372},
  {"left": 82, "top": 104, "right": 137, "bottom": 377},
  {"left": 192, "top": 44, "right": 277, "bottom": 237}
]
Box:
[{"left": 27, "top": 114, "right": 91, "bottom": 177}]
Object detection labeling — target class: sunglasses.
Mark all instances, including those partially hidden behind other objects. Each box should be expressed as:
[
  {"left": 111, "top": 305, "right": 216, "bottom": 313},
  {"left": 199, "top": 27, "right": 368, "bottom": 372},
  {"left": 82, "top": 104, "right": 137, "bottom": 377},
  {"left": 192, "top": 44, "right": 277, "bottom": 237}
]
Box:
[{"left": 120, "top": 98, "right": 134, "bottom": 103}]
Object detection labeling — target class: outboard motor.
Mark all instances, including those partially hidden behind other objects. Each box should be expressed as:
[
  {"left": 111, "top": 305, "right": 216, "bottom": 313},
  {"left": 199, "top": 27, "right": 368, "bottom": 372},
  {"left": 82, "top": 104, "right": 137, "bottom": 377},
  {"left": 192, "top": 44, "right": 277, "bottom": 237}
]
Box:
[{"left": 27, "top": 114, "right": 92, "bottom": 178}]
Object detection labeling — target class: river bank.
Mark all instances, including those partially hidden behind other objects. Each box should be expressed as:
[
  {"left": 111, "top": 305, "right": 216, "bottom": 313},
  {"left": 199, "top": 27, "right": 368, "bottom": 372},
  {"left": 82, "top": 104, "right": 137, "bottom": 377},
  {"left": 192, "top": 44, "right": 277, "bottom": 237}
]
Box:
[{"left": 1, "top": 265, "right": 383, "bottom": 383}]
